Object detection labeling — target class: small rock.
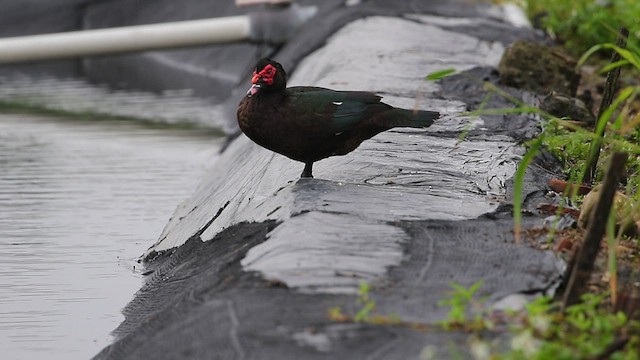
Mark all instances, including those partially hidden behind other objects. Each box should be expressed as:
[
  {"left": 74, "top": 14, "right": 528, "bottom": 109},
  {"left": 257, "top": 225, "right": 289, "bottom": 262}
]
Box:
[
  {"left": 498, "top": 41, "right": 581, "bottom": 96},
  {"left": 540, "top": 92, "right": 596, "bottom": 124},
  {"left": 543, "top": 214, "right": 577, "bottom": 231}
]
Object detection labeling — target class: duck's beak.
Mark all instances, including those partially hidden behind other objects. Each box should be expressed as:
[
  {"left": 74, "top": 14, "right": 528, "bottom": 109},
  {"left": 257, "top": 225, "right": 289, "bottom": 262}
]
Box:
[{"left": 247, "top": 83, "right": 260, "bottom": 97}]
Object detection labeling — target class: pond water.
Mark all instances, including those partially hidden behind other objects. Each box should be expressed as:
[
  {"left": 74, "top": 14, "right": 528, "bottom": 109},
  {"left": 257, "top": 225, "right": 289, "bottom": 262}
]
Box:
[{"left": 0, "top": 113, "right": 221, "bottom": 359}]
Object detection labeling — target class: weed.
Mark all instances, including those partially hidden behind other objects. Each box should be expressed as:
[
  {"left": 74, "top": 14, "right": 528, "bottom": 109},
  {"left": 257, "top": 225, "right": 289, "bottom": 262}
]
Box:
[
  {"left": 543, "top": 123, "right": 592, "bottom": 181},
  {"left": 327, "top": 281, "right": 426, "bottom": 330},
  {"left": 437, "top": 281, "right": 488, "bottom": 331},
  {"left": 436, "top": 283, "right": 640, "bottom": 359},
  {"left": 354, "top": 281, "right": 376, "bottom": 322},
  {"left": 328, "top": 281, "right": 379, "bottom": 323}
]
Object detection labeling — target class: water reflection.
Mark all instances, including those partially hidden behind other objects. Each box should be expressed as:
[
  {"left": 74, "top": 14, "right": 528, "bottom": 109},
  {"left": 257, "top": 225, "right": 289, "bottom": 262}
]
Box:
[{"left": 0, "top": 114, "right": 221, "bottom": 359}]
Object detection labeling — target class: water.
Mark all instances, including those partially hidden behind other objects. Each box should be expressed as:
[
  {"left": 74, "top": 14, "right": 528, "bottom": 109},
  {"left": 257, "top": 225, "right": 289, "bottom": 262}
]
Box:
[
  {"left": 0, "top": 113, "right": 221, "bottom": 359},
  {"left": 0, "top": 76, "right": 227, "bottom": 130}
]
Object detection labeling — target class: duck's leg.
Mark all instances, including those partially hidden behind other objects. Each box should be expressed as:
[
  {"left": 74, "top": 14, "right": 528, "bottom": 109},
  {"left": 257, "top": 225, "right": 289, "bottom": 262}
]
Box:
[{"left": 301, "top": 162, "right": 314, "bottom": 178}]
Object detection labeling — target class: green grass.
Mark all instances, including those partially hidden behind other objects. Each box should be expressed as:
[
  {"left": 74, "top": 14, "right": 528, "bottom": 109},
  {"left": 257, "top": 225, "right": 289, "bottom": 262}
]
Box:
[
  {"left": 543, "top": 125, "right": 592, "bottom": 181},
  {"left": 512, "top": 0, "right": 640, "bottom": 57}
]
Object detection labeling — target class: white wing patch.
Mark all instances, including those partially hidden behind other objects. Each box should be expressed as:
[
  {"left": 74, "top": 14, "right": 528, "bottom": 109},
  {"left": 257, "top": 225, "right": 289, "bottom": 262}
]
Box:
[{"left": 332, "top": 101, "right": 343, "bottom": 106}]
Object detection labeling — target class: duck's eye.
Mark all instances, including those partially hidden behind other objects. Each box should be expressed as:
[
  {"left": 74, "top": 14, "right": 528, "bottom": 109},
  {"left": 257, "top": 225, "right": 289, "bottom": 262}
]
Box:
[{"left": 261, "top": 64, "right": 276, "bottom": 77}]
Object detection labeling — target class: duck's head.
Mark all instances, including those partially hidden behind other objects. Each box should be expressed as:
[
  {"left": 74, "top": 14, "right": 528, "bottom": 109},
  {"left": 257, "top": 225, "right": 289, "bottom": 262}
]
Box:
[{"left": 247, "top": 58, "right": 287, "bottom": 97}]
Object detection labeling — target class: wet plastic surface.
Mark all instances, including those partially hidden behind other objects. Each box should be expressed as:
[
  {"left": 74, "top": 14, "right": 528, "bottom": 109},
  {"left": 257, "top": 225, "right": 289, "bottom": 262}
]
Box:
[
  {"left": 146, "top": 16, "right": 536, "bottom": 295},
  {"left": 96, "top": 8, "right": 566, "bottom": 360},
  {"left": 96, "top": 217, "right": 561, "bottom": 360}
]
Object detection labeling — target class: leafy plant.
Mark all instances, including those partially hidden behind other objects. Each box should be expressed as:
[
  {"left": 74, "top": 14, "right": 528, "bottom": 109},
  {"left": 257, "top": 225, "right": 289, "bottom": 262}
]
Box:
[
  {"left": 438, "top": 281, "right": 486, "bottom": 329},
  {"left": 328, "top": 281, "right": 428, "bottom": 330},
  {"left": 437, "top": 283, "right": 640, "bottom": 359},
  {"left": 354, "top": 281, "right": 376, "bottom": 322},
  {"left": 503, "top": 294, "right": 639, "bottom": 359}
]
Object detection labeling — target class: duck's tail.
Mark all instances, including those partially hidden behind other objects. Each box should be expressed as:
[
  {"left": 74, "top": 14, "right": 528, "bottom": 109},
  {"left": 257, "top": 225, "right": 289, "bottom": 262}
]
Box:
[
  {"left": 375, "top": 108, "right": 439, "bottom": 129},
  {"left": 396, "top": 108, "right": 440, "bottom": 128}
]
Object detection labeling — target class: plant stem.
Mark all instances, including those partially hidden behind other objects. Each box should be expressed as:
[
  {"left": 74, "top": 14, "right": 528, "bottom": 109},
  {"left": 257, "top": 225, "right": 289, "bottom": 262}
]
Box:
[
  {"left": 561, "top": 152, "right": 627, "bottom": 309},
  {"left": 582, "top": 27, "right": 629, "bottom": 184}
]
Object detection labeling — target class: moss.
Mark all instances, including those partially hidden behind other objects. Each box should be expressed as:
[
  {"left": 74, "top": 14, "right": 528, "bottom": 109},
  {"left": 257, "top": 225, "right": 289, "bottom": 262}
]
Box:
[{"left": 543, "top": 128, "right": 592, "bottom": 182}]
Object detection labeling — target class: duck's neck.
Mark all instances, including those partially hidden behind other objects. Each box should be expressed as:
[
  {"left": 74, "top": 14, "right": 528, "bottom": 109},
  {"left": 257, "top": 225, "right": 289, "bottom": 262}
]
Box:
[{"left": 254, "top": 88, "right": 286, "bottom": 102}]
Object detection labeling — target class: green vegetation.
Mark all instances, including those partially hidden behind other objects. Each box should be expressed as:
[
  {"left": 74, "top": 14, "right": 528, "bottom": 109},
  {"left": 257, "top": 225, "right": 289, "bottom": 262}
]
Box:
[
  {"left": 328, "top": 281, "right": 411, "bottom": 328},
  {"left": 437, "top": 280, "right": 488, "bottom": 331},
  {"left": 329, "top": 281, "right": 640, "bottom": 358},
  {"left": 438, "top": 283, "right": 640, "bottom": 359},
  {"left": 544, "top": 40, "right": 640, "bottom": 195},
  {"left": 353, "top": 281, "right": 376, "bottom": 322},
  {"left": 543, "top": 124, "right": 592, "bottom": 182},
  {"left": 511, "top": 0, "right": 640, "bottom": 57},
  {"left": 425, "top": 68, "right": 457, "bottom": 81},
  {"left": 544, "top": 122, "right": 640, "bottom": 200},
  {"left": 459, "top": 38, "right": 640, "bottom": 239}
]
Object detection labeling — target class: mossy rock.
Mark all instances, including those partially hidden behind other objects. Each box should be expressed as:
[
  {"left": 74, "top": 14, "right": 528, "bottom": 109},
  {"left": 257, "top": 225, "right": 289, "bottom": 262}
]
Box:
[
  {"left": 540, "top": 92, "right": 595, "bottom": 124},
  {"left": 498, "top": 41, "right": 581, "bottom": 96}
]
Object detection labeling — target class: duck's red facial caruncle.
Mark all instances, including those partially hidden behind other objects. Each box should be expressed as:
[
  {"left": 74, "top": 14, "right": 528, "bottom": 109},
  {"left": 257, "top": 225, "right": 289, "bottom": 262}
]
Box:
[{"left": 252, "top": 64, "right": 277, "bottom": 85}]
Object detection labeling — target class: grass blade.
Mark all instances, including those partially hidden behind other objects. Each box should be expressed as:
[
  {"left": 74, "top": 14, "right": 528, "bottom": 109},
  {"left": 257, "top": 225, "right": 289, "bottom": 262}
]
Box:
[
  {"left": 513, "top": 136, "right": 543, "bottom": 244},
  {"left": 425, "top": 68, "right": 457, "bottom": 81}
]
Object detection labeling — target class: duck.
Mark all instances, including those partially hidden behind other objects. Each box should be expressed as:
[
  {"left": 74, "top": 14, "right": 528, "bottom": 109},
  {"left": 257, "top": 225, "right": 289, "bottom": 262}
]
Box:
[{"left": 237, "top": 58, "right": 440, "bottom": 178}]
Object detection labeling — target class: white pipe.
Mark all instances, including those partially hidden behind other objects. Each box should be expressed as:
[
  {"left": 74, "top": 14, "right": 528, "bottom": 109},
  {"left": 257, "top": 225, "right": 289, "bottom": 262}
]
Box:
[{"left": 0, "top": 16, "right": 251, "bottom": 64}]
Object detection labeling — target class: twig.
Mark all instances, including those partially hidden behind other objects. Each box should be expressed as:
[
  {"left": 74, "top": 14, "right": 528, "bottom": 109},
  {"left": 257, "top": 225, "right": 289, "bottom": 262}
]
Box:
[
  {"left": 561, "top": 152, "right": 627, "bottom": 309},
  {"left": 582, "top": 27, "right": 629, "bottom": 184}
]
